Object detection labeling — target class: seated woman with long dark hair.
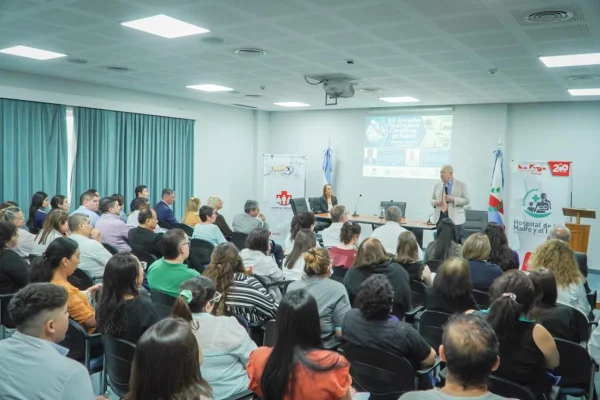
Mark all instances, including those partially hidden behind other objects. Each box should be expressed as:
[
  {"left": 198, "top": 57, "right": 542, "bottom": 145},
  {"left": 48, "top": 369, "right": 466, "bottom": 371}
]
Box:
[
  {"left": 171, "top": 276, "right": 257, "bottom": 399},
  {"left": 484, "top": 222, "right": 519, "bottom": 271},
  {"left": 26, "top": 191, "right": 48, "bottom": 232},
  {"left": 424, "top": 257, "right": 478, "bottom": 314},
  {"left": 247, "top": 289, "right": 353, "bottom": 400},
  {"left": 395, "top": 231, "right": 432, "bottom": 286},
  {"left": 126, "top": 318, "right": 212, "bottom": 400},
  {"left": 96, "top": 253, "right": 160, "bottom": 343},
  {"left": 32, "top": 209, "right": 69, "bottom": 255},
  {"left": 424, "top": 218, "right": 462, "bottom": 263},
  {"left": 472, "top": 270, "right": 559, "bottom": 398},
  {"left": 284, "top": 212, "right": 316, "bottom": 254},
  {"left": 283, "top": 229, "right": 316, "bottom": 281}
]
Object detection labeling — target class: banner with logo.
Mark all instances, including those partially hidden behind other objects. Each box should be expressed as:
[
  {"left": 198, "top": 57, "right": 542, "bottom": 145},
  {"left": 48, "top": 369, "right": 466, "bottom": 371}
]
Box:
[
  {"left": 263, "top": 154, "right": 306, "bottom": 242},
  {"left": 508, "top": 161, "right": 572, "bottom": 269}
]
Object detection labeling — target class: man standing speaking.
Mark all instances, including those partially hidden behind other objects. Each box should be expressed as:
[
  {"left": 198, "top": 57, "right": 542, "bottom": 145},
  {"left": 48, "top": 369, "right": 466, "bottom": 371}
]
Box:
[{"left": 431, "top": 165, "right": 470, "bottom": 241}]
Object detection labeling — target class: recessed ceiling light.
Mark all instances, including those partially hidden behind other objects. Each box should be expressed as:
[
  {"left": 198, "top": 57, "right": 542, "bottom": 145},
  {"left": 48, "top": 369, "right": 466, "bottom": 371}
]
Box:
[
  {"left": 186, "top": 84, "right": 234, "bottom": 92},
  {"left": 379, "top": 97, "right": 421, "bottom": 103},
  {"left": 539, "top": 53, "right": 600, "bottom": 68},
  {"left": 121, "top": 14, "right": 209, "bottom": 38},
  {"left": 273, "top": 102, "right": 310, "bottom": 107},
  {"left": 0, "top": 45, "right": 66, "bottom": 60},
  {"left": 568, "top": 88, "right": 600, "bottom": 96}
]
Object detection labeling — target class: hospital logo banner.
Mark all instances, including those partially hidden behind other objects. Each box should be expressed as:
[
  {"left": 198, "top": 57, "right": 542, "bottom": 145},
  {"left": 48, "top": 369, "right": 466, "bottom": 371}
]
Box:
[
  {"left": 263, "top": 155, "right": 306, "bottom": 242},
  {"left": 508, "top": 161, "right": 572, "bottom": 270}
]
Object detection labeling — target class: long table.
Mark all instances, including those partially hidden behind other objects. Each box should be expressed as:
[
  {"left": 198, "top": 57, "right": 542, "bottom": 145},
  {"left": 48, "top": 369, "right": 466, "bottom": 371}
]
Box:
[{"left": 315, "top": 213, "right": 436, "bottom": 247}]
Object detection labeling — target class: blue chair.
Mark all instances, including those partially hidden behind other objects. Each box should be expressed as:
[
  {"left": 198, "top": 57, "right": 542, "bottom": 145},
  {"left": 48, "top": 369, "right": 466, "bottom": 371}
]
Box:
[{"left": 60, "top": 319, "right": 103, "bottom": 375}]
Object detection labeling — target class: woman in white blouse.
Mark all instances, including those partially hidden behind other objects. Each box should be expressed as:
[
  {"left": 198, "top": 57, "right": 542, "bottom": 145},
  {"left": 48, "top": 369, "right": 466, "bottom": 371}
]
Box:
[
  {"left": 33, "top": 209, "right": 69, "bottom": 255},
  {"left": 282, "top": 229, "right": 316, "bottom": 281}
]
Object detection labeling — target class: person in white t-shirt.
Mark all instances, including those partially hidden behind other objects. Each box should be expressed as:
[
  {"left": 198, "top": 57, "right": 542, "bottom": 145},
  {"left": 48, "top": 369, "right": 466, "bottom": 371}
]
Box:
[{"left": 321, "top": 205, "right": 349, "bottom": 248}]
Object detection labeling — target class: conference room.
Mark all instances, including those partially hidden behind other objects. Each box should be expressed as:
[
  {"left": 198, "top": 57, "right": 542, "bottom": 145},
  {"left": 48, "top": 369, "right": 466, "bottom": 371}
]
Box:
[{"left": 1, "top": 0, "right": 600, "bottom": 399}]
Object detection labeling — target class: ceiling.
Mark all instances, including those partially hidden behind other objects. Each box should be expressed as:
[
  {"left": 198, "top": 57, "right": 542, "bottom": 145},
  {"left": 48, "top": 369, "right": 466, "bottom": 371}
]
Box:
[{"left": 1, "top": 0, "right": 599, "bottom": 111}]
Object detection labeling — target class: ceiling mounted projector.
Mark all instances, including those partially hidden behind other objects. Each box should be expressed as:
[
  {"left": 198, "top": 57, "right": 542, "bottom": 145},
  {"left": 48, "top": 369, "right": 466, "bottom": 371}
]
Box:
[{"left": 304, "top": 73, "right": 358, "bottom": 106}]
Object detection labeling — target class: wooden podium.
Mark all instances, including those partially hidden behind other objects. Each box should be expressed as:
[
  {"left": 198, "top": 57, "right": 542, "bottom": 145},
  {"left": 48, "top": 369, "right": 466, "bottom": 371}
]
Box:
[{"left": 563, "top": 207, "right": 596, "bottom": 253}]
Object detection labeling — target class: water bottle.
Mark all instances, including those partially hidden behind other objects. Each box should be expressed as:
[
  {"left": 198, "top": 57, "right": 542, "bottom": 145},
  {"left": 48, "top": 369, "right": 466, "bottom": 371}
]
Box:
[{"left": 379, "top": 207, "right": 385, "bottom": 219}]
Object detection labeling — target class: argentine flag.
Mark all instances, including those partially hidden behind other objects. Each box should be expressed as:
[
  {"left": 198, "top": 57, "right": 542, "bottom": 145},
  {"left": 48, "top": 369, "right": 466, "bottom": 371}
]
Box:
[
  {"left": 322, "top": 146, "right": 333, "bottom": 185},
  {"left": 488, "top": 149, "right": 504, "bottom": 226}
]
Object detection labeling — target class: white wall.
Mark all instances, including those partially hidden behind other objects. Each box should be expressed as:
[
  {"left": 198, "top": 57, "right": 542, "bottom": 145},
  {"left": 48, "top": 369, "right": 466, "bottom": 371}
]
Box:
[{"left": 0, "top": 70, "right": 260, "bottom": 222}]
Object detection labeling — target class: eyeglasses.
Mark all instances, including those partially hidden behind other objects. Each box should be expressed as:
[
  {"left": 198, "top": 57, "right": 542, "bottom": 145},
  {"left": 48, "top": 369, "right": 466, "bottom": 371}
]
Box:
[
  {"left": 181, "top": 241, "right": 191, "bottom": 247},
  {"left": 210, "top": 291, "right": 222, "bottom": 304}
]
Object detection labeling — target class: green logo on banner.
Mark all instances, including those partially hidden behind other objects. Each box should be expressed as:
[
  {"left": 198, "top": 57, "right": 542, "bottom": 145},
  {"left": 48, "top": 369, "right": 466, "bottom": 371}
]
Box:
[{"left": 522, "top": 189, "right": 552, "bottom": 218}]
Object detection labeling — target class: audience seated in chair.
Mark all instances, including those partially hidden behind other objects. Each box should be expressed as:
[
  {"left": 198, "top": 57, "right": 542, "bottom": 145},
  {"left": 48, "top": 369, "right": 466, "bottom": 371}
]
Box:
[
  {"left": 204, "top": 242, "right": 277, "bottom": 326},
  {"left": 26, "top": 191, "right": 49, "bottom": 232},
  {"left": 289, "top": 247, "right": 350, "bottom": 349},
  {"left": 147, "top": 229, "right": 200, "bottom": 297},
  {"left": 462, "top": 233, "right": 503, "bottom": 291},
  {"left": 240, "top": 228, "right": 285, "bottom": 301},
  {"left": 127, "top": 318, "right": 212, "bottom": 400},
  {"left": 485, "top": 222, "right": 519, "bottom": 271},
  {"left": 171, "top": 276, "right": 257, "bottom": 399},
  {"left": 424, "top": 257, "right": 479, "bottom": 314},
  {"left": 50, "top": 194, "right": 70, "bottom": 213},
  {"left": 400, "top": 314, "right": 509, "bottom": 400},
  {"left": 182, "top": 196, "right": 201, "bottom": 227},
  {"left": 94, "top": 197, "right": 132, "bottom": 252},
  {"left": 321, "top": 205, "right": 349, "bottom": 248},
  {"left": 234, "top": 200, "right": 284, "bottom": 266},
  {"left": 30, "top": 237, "right": 101, "bottom": 333},
  {"left": 0, "top": 206, "right": 36, "bottom": 258},
  {"left": 128, "top": 207, "right": 163, "bottom": 258},
  {"left": 129, "top": 184, "right": 148, "bottom": 213},
  {"left": 344, "top": 237, "right": 411, "bottom": 319},
  {"left": 470, "top": 270, "right": 559, "bottom": 399},
  {"left": 0, "top": 221, "right": 30, "bottom": 295},
  {"left": 110, "top": 193, "right": 128, "bottom": 223},
  {"left": 395, "top": 231, "right": 432, "bottom": 286},
  {"left": 284, "top": 212, "right": 316, "bottom": 253},
  {"left": 424, "top": 218, "right": 461, "bottom": 263},
  {"left": 207, "top": 195, "right": 233, "bottom": 238},
  {"left": 68, "top": 214, "right": 111, "bottom": 278},
  {"left": 32, "top": 209, "right": 69, "bottom": 255},
  {"left": 283, "top": 229, "right": 316, "bottom": 281},
  {"left": 247, "top": 289, "right": 353, "bottom": 400},
  {"left": 344, "top": 274, "right": 436, "bottom": 374},
  {"left": 529, "top": 239, "right": 590, "bottom": 317},
  {"left": 96, "top": 253, "right": 160, "bottom": 343},
  {"left": 154, "top": 188, "right": 179, "bottom": 227},
  {"left": 126, "top": 197, "right": 149, "bottom": 228},
  {"left": 547, "top": 224, "right": 590, "bottom": 292},
  {"left": 192, "top": 205, "right": 227, "bottom": 246},
  {"left": 329, "top": 221, "right": 360, "bottom": 269},
  {"left": 372, "top": 206, "right": 424, "bottom": 257},
  {"left": 70, "top": 190, "right": 100, "bottom": 228},
  {"left": 0, "top": 283, "right": 97, "bottom": 399},
  {"left": 528, "top": 268, "right": 587, "bottom": 343}
]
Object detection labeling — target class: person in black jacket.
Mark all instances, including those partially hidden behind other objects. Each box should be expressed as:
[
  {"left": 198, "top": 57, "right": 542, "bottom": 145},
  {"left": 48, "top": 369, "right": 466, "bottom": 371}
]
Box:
[
  {"left": 0, "top": 221, "right": 29, "bottom": 296},
  {"left": 319, "top": 184, "right": 338, "bottom": 213},
  {"left": 128, "top": 208, "right": 163, "bottom": 258},
  {"left": 343, "top": 238, "right": 411, "bottom": 318},
  {"left": 425, "top": 257, "right": 479, "bottom": 314}
]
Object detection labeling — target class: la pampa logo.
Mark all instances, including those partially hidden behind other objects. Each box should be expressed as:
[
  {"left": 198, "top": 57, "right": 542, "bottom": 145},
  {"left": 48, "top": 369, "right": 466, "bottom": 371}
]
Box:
[{"left": 522, "top": 189, "right": 552, "bottom": 218}]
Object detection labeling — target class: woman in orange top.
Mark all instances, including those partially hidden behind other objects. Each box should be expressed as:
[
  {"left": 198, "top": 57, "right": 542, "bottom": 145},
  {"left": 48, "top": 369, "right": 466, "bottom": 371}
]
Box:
[
  {"left": 29, "top": 237, "right": 101, "bottom": 333},
  {"left": 183, "top": 197, "right": 202, "bottom": 227},
  {"left": 247, "top": 289, "right": 353, "bottom": 400}
]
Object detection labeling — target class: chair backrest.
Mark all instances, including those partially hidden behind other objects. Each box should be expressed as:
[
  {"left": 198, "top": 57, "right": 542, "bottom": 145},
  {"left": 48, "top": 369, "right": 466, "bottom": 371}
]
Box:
[
  {"left": 0, "top": 293, "right": 15, "bottom": 330},
  {"left": 587, "top": 290, "right": 597, "bottom": 314},
  {"left": 174, "top": 223, "right": 193, "bottom": 236},
  {"left": 263, "top": 319, "right": 277, "bottom": 346},
  {"left": 308, "top": 197, "right": 323, "bottom": 213},
  {"left": 150, "top": 288, "right": 177, "bottom": 307},
  {"left": 425, "top": 259, "right": 442, "bottom": 273},
  {"left": 472, "top": 289, "right": 490, "bottom": 309},
  {"left": 28, "top": 254, "right": 39, "bottom": 263},
  {"left": 553, "top": 337, "right": 594, "bottom": 387},
  {"left": 379, "top": 201, "right": 406, "bottom": 218},
  {"left": 60, "top": 319, "right": 90, "bottom": 361},
  {"left": 488, "top": 375, "right": 535, "bottom": 400},
  {"left": 188, "top": 239, "right": 215, "bottom": 272},
  {"left": 290, "top": 198, "right": 309, "bottom": 216},
  {"left": 102, "top": 242, "right": 119, "bottom": 255},
  {"left": 130, "top": 248, "right": 158, "bottom": 267},
  {"left": 231, "top": 231, "right": 248, "bottom": 251},
  {"left": 461, "top": 210, "right": 488, "bottom": 242},
  {"left": 410, "top": 279, "right": 427, "bottom": 308},
  {"left": 342, "top": 344, "right": 416, "bottom": 400},
  {"left": 251, "top": 274, "right": 270, "bottom": 292},
  {"left": 331, "top": 266, "right": 348, "bottom": 283},
  {"left": 157, "top": 220, "right": 173, "bottom": 230},
  {"left": 67, "top": 268, "right": 95, "bottom": 291},
  {"left": 418, "top": 310, "right": 451, "bottom": 350},
  {"left": 102, "top": 336, "right": 136, "bottom": 397},
  {"left": 570, "top": 306, "right": 592, "bottom": 342}
]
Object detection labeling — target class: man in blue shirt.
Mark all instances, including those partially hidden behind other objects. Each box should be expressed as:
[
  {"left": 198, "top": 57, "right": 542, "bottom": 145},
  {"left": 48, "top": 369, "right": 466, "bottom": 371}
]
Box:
[
  {"left": 70, "top": 190, "right": 100, "bottom": 227},
  {"left": 155, "top": 188, "right": 179, "bottom": 227},
  {"left": 0, "top": 283, "right": 100, "bottom": 399}
]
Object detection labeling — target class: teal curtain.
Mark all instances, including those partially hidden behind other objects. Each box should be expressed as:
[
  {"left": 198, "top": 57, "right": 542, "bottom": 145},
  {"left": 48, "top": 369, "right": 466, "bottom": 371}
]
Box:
[
  {"left": 0, "top": 98, "right": 68, "bottom": 208},
  {"left": 72, "top": 107, "right": 194, "bottom": 220}
]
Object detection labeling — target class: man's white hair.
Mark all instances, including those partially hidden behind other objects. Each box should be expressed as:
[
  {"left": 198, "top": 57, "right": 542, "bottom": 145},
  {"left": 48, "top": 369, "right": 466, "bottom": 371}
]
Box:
[
  {"left": 442, "top": 165, "right": 454, "bottom": 173},
  {"left": 548, "top": 225, "right": 571, "bottom": 243},
  {"left": 206, "top": 195, "right": 222, "bottom": 209}
]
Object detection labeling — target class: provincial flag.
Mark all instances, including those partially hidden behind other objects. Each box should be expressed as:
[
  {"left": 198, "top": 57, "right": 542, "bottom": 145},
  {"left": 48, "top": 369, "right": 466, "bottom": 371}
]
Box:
[{"left": 488, "top": 149, "right": 504, "bottom": 226}]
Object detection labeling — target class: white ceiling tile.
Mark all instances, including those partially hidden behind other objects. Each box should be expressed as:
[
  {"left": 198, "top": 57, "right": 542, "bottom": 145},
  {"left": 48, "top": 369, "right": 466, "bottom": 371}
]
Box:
[
  {"left": 29, "top": 8, "right": 103, "bottom": 28},
  {"left": 396, "top": 39, "right": 454, "bottom": 54},
  {"left": 346, "top": 45, "right": 397, "bottom": 59},
  {"left": 420, "top": 52, "right": 472, "bottom": 65},
  {"left": 69, "top": 0, "right": 147, "bottom": 21},
  {"left": 473, "top": 46, "right": 530, "bottom": 59},
  {"left": 313, "top": 31, "right": 373, "bottom": 47},
  {"left": 456, "top": 32, "right": 518, "bottom": 49},
  {"left": 368, "top": 57, "right": 419, "bottom": 68},
  {"left": 170, "top": 4, "right": 249, "bottom": 28},
  {"left": 221, "top": 0, "right": 309, "bottom": 18},
  {"left": 274, "top": 14, "right": 347, "bottom": 35},
  {"left": 369, "top": 24, "right": 435, "bottom": 42},
  {"left": 537, "top": 39, "right": 600, "bottom": 56},
  {"left": 226, "top": 24, "right": 290, "bottom": 42},
  {"left": 526, "top": 24, "right": 591, "bottom": 42},
  {"left": 436, "top": 15, "right": 505, "bottom": 35},
  {"left": 406, "top": 0, "right": 487, "bottom": 18},
  {"left": 337, "top": 3, "right": 409, "bottom": 26},
  {"left": 263, "top": 38, "right": 327, "bottom": 54}
]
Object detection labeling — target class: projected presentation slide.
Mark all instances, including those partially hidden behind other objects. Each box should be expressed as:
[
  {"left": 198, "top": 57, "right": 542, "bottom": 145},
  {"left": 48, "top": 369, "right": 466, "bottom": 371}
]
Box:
[{"left": 363, "top": 115, "right": 453, "bottom": 179}]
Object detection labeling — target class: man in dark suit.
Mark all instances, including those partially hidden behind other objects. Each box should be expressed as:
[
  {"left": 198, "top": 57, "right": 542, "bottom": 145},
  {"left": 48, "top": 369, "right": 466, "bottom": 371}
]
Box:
[
  {"left": 154, "top": 188, "right": 178, "bottom": 228},
  {"left": 128, "top": 207, "right": 163, "bottom": 258},
  {"left": 548, "top": 225, "right": 590, "bottom": 292}
]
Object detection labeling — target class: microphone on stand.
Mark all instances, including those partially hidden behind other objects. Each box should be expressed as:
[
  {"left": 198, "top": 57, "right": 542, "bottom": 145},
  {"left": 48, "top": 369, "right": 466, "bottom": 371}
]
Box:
[{"left": 352, "top": 194, "right": 362, "bottom": 217}]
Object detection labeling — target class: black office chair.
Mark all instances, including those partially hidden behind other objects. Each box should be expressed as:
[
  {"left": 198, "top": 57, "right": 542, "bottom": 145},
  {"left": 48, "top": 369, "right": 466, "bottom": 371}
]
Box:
[
  {"left": 174, "top": 223, "right": 193, "bottom": 236},
  {"left": 231, "top": 231, "right": 248, "bottom": 251},
  {"left": 263, "top": 319, "right": 277, "bottom": 347},
  {"left": 460, "top": 210, "right": 488, "bottom": 243},
  {"left": 418, "top": 310, "right": 451, "bottom": 351},
  {"left": 102, "top": 242, "right": 119, "bottom": 255},
  {"left": 60, "top": 319, "right": 103, "bottom": 375},
  {"left": 553, "top": 338, "right": 597, "bottom": 399},
  {"left": 380, "top": 201, "right": 406, "bottom": 218},
  {"left": 0, "top": 293, "right": 15, "bottom": 339},
  {"left": 425, "top": 259, "right": 442, "bottom": 273},
  {"left": 188, "top": 239, "right": 214, "bottom": 272},
  {"left": 341, "top": 344, "right": 440, "bottom": 400},
  {"left": 223, "top": 390, "right": 255, "bottom": 400},
  {"left": 587, "top": 290, "right": 597, "bottom": 317},
  {"left": 472, "top": 289, "right": 490, "bottom": 309},
  {"left": 28, "top": 253, "right": 40, "bottom": 263},
  {"left": 102, "top": 336, "right": 136, "bottom": 398},
  {"left": 410, "top": 279, "right": 427, "bottom": 308},
  {"left": 67, "top": 268, "right": 95, "bottom": 291},
  {"left": 331, "top": 266, "right": 348, "bottom": 283},
  {"left": 308, "top": 197, "right": 324, "bottom": 213},
  {"left": 488, "top": 375, "right": 535, "bottom": 400},
  {"left": 131, "top": 248, "right": 157, "bottom": 266},
  {"left": 290, "top": 198, "right": 310, "bottom": 216},
  {"left": 150, "top": 288, "right": 177, "bottom": 307},
  {"left": 158, "top": 220, "right": 173, "bottom": 230}
]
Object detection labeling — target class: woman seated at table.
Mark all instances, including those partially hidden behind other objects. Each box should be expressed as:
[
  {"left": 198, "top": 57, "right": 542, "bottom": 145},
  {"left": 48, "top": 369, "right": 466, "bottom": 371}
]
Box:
[
  {"left": 424, "top": 218, "right": 462, "bottom": 263},
  {"left": 424, "top": 257, "right": 478, "bottom": 314},
  {"left": 395, "top": 231, "right": 432, "bottom": 286},
  {"left": 319, "top": 184, "right": 338, "bottom": 213}
]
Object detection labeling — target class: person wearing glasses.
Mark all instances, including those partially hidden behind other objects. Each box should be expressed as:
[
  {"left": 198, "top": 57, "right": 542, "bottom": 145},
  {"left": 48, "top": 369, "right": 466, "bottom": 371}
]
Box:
[
  {"left": 147, "top": 229, "right": 200, "bottom": 297},
  {"left": 171, "top": 276, "right": 257, "bottom": 400},
  {"left": 321, "top": 205, "right": 349, "bottom": 248}
]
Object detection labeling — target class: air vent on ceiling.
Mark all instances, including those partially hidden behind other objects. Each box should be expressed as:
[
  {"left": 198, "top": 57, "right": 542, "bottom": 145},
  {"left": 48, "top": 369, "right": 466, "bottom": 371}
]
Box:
[
  {"left": 245, "top": 94, "right": 263, "bottom": 98},
  {"left": 567, "top": 74, "right": 600, "bottom": 82},
  {"left": 103, "top": 66, "right": 130, "bottom": 73},
  {"left": 231, "top": 103, "right": 258, "bottom": 109},
  {"left": 525, "top": 10, "right": 574, "bottom": 24},
  {"left": 358, "top": 87, "right": 383, "bottom": 93},
  {"left": 235, "top": 48, "right": 267, "bottom": 57},
  {"left": 66, "top": 58, "right": 88, "bottom": 64}
]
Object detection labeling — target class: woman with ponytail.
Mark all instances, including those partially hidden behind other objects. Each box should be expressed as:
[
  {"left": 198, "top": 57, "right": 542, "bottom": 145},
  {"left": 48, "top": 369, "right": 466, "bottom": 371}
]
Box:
[
  {"left": 29, "top": 237, "right": 101, "bottom": 332},
  {"left": 171, "top": 276, "right": 256, "bottom": 400},
  {"left": 472, "top": 270, "right": 558, "bottom": 398},
  {"left": 288, "top": 247, "right": 350, "bottom": 349}
]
